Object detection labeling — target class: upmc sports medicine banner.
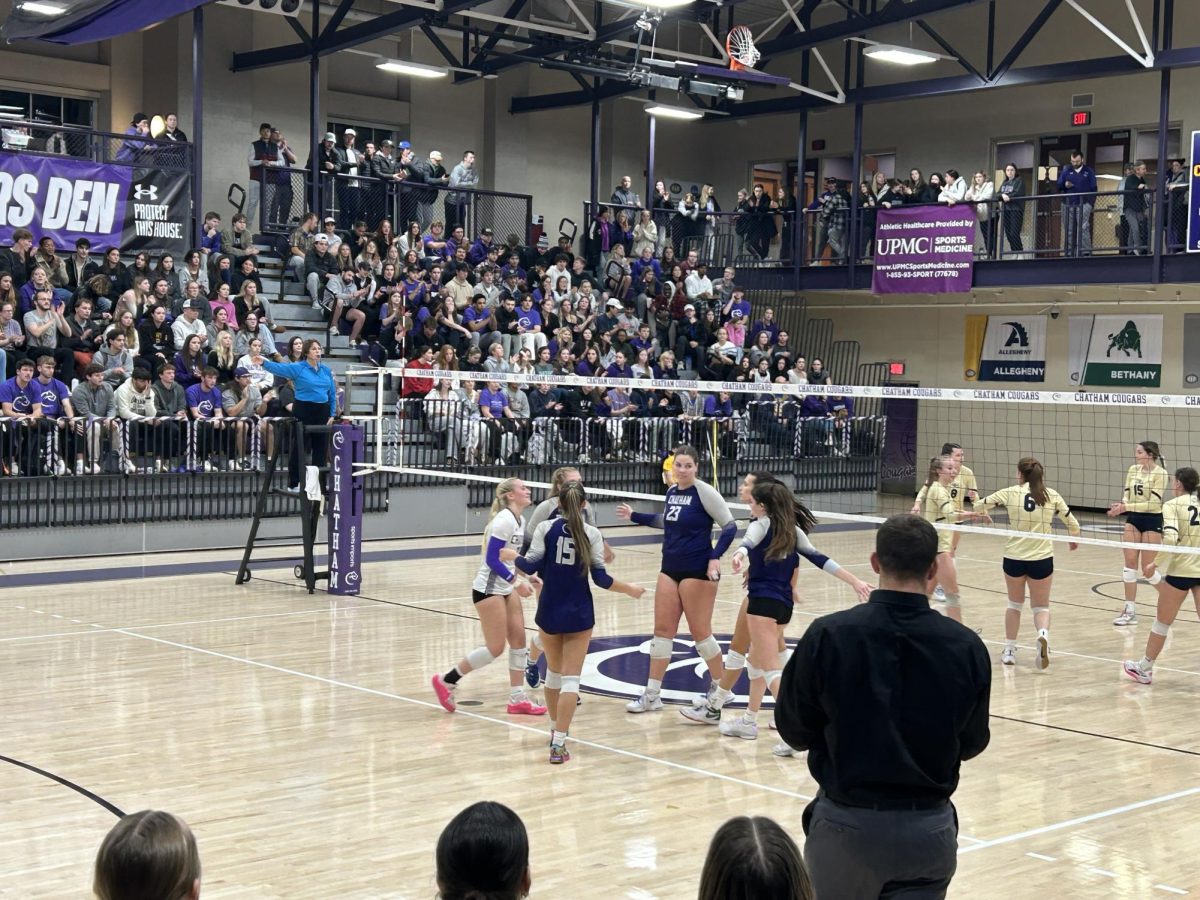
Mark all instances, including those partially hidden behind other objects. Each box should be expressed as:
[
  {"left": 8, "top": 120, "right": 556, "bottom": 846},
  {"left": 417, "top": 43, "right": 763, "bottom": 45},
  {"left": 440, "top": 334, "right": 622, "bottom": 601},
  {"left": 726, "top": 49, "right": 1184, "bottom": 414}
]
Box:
[
  {"left": 872, "top": 206, "right": 976, "bottom": 294},
  {"left": 327, "top": 424, "right": 364, "bottom": 596},
  {"left": 963, "top": 315, "right": 1047, "bottom": 382},
  {"left": 0, "top": 152, "right": 189, "bottom": 255},
  {"left": 1187, "top": 130, "right": 1200, "bottom": 253},
  {"left": 1068, "top": 314, "right": 1163, "bottom": 388}
]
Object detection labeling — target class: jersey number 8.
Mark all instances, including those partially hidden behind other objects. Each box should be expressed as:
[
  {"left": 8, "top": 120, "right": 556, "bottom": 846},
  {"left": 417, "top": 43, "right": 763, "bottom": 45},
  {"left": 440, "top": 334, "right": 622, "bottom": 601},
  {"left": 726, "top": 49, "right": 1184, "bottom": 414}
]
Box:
[{"left": 555, "top": 536, "right": 576, "bottom": 566}]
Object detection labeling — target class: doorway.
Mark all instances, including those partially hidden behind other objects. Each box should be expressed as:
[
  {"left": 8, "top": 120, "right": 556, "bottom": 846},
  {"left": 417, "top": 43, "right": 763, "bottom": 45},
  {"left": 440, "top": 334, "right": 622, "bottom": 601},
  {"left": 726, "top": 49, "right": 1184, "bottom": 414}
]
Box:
[{"left": 1036, "top": 135, "right": 1082, "bottom": 255}]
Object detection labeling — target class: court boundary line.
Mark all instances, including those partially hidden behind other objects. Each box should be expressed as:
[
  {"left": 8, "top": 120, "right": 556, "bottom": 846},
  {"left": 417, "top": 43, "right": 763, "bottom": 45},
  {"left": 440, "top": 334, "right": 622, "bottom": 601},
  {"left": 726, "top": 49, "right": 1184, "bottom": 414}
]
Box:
[{"left": 107, "top": 626, "right": 820, "bottom": 805}]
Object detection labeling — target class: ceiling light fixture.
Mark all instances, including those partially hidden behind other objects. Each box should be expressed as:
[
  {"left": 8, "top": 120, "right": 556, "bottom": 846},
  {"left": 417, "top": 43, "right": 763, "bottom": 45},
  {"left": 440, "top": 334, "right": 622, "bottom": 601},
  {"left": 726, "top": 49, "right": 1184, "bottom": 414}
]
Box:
[
  {"left": 637, "top": 0, "right": 693, "bottom": 9},
  {"left": 19, "top": 1, "right": 67, "bottom": 14},
  {"left": 645, "top": 104, "right": 704, "bottom": 120},
  {"left": 375, "top": 58, "right": 448, "bottom": 79},
  {"left": 847, "top": 33, "right": 956, "bottom": 66}
]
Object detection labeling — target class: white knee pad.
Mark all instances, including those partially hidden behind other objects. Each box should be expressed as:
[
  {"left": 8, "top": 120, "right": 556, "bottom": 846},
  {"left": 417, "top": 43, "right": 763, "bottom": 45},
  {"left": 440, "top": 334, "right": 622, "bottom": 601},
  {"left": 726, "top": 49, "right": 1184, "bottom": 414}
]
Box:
[
  {"left": 531, "top": 632, "right": 544, "bottom": 650},
  {"left": 648, "top": 636, "right": 674, "bottom": 660},
  {"left": 545, "top": 670, "right": 563, "bottom": 690},
  {"left": 1007, "top": 601, "right": 1024, "bottom": 611},
  {"left": 763, "top": 669, "right": 783, "bottom": 687},
  {"left": 695, "top": 635, "right": 721, "bottom": 661},
  {"left": 508, "top": 648, "right": 528, "bottom": 671},
  {"left": 943, "top": 591, "right": 961, "bottom": 609},
  {"left": 1030, "top": 604, "right": 1050, "bottom": 614},
  {"left": 725, "top": 649, "right": 747, "bottom": 671},
  {"left": 1151, "top": 619, "right": 1172, "bottom": 636},
  {"left": 1123, "top": 567, "right": 1138, "bottom": 583},
  {"left": 779, "top": 648, "right": 793, "bottom": 669},
  {"left": 746, "top": 664, "right": 764, "bottom": 680},
  {"left": 466, "top": 646, "right": 498, "bottom": 670},
  {"left": 1148, "top": 571, "right": 1163, "bottom": 586},
  {"left": 560, "top": 675, "right": 581, "bottom": 694}
]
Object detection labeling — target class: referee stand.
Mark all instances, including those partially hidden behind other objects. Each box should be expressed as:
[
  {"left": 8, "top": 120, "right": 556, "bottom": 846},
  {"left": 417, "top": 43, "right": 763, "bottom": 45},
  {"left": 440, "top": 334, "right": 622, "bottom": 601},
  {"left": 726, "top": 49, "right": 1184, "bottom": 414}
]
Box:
[{"left": 236, "top": 421, "right": 363, "bottom": 595}]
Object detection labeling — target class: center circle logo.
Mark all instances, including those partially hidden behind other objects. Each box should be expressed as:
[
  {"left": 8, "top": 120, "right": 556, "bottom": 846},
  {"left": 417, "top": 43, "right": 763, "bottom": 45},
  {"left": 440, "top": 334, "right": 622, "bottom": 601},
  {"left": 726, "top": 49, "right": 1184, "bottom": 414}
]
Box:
[{"left": 581, "top": 634, "right": 774, "bottom": 708}]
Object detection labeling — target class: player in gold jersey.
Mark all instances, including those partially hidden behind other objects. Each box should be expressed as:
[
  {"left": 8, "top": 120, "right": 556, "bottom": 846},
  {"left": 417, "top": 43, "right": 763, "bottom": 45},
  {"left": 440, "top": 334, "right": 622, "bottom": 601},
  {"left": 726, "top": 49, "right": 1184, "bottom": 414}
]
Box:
[
  {"left": 1107, "top": 441, "right": 1168, "bottom": 625},
  {"left": 1123, "top": 467, "right": 1200, "bottom": 684},
  {"left": 976, "top": 458, "right": 1080, "bottom": 670},
  {"left": 911, "top": 443, "right": 978, "bottom": 600},
  {"left": 920, "top": 455, "right": 986, "bottom": 624}
]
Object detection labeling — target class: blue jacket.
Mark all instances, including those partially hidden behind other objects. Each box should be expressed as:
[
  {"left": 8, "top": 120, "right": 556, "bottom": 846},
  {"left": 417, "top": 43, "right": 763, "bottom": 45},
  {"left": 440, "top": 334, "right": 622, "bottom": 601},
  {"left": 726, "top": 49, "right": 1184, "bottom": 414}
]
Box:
[
  {"left": 1057, "top": 164, "right": 1097, "bottom": 204},
  {"left": 262, "top": 359, "right": 338, "bottom": 416}
]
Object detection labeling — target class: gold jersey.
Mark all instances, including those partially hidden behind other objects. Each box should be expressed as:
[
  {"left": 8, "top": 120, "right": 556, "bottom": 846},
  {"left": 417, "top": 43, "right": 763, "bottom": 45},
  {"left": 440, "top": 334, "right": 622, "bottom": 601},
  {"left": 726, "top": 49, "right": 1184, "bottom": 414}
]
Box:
[
  {"left": 1123, "top": 464, "right": 1168, "bottom": 514},
  {"left": 923, "top": 481, "right": 956, "bottom": 553},
  {"left": 978, "top": 484, "right": 1080, "bottom": 561},
  {"left": 1156, "top": 493, "right": 1200, "bottom": 578},
  {"left": 915, "top": 464, "right": 977, "bottom": 512}
]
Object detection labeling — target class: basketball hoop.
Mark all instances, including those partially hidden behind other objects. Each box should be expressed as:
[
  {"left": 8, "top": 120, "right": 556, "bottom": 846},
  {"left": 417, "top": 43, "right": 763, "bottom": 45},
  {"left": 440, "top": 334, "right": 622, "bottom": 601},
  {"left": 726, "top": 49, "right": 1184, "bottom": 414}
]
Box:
[{"left": 726, "top": 25, "right": 761, "bottom": 71}]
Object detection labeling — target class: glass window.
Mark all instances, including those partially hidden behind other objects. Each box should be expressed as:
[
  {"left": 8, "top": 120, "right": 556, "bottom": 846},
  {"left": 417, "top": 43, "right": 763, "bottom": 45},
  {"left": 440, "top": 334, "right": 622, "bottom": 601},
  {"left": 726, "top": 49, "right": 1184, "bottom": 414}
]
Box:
[{"left": 62, "top": 98, "right": 93, "bottom": 128}]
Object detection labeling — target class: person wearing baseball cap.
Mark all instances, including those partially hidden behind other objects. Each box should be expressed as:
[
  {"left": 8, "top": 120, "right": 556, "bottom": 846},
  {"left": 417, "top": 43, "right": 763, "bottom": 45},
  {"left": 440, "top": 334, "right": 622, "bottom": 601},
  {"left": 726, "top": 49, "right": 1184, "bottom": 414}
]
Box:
[{"left": 334, "top": 129, "right": 363, "bottom": 229}]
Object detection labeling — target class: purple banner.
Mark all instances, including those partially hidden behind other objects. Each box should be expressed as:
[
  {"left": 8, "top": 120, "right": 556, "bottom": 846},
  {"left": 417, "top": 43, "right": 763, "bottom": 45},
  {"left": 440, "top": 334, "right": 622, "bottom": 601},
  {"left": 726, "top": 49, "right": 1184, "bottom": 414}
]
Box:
[
  {"left": 0, "top": 152, "right": 189, "bottom": 255},
  {"left": 872, "top": 205, "right": 976, "bottom": 294},
  {"left": 879, "top": 397, "right": 917, "bottom": 496},
  {"left": 327, "top": 424, "right": 363, "bottom": 596}
]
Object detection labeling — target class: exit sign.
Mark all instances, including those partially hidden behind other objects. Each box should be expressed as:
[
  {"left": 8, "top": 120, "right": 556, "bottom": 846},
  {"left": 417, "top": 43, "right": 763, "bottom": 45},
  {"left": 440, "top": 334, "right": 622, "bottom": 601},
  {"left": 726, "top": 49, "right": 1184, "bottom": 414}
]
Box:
[
  {"left": 1072, "top": 111, "right": 1091, "bottom": 127},
  {"left": 889, "top": 361, "right": 906, "bottom": 376}
]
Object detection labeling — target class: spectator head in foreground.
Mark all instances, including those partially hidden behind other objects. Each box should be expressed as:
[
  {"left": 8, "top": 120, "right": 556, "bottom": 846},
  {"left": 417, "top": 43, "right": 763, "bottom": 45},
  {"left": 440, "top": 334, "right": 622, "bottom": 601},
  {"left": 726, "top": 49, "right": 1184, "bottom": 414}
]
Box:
[
  {"left": 94, "top": 809, "right": 200, "bottom": 900},
  {"left": 873, "top": 512, "right": 939, "bottom": 592},
  {"left": 698, "top": 816, "right": 813, "bottom": 900},
  {"left": 436, "top": 801, "right": 530, "bottom": 900}
]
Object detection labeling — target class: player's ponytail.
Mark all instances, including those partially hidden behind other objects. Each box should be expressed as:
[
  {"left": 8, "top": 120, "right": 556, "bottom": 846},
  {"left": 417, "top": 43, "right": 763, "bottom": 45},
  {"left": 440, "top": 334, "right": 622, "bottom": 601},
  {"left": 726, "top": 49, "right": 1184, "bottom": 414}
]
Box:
[
  {"left": 752, "top": 481, "right": 797, "bottom": 561},
  {"left": 1140, "top": 440, "right": 1162, "bottom": 465},
  {"left": 558, "top": 481, "right": 591, "bottom": 573},
  {"left": 794, "top": 498, "right": 818, "bottom": 534},
  {"left": 924, "top": 456, "right": 948, "bottom": 489},
  {"left": 1018, "top": 457, "right": 1048, "bottom": 506},
  {"left": 1176, "top": 466, "right": 1199, "bottom": 495}
]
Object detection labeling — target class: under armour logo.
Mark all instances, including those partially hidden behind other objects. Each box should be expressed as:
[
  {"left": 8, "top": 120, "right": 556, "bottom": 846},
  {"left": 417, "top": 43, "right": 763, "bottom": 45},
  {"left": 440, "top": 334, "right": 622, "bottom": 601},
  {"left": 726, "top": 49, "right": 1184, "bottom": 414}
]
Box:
[{"left": 133, "top": 184, "right": 158, "bottom": 200}]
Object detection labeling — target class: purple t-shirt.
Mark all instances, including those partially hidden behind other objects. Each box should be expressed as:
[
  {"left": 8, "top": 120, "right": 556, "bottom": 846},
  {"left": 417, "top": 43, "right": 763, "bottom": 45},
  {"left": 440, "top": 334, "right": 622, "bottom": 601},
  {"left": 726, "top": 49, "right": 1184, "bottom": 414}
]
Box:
[
  {"left": 0, "top": 377, "right": 37, "bottom": 414},
  {"left": 185, "top": 383, "right": 223, "bottom": 419},
  {"left": 479, "top": 387, "right": 508, "bottom": 417},
  {"left": 516, "top": 306, "right": 542, "bottom": 331},
  {"left": 33, "top": 377, "right": 71, "bottom": 417}
]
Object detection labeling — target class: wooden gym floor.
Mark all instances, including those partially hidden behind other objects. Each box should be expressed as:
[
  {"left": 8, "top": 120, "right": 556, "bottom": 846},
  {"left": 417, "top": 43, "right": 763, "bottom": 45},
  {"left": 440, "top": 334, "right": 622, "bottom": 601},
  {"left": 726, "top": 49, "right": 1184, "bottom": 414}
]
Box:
[{"left": 2, "top": 520, "right": 1198, "bottom": 898}]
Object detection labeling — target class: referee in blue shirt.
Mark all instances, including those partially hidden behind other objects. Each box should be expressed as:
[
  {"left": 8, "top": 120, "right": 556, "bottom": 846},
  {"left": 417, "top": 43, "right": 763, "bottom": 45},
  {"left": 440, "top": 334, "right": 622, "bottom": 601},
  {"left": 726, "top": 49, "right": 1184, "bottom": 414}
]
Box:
[
  {"left": 262, "top": 338, "right": 338, "bottom": 491},
  {"left": 777, "top": 514, "right": 991, "bottom": 899}
]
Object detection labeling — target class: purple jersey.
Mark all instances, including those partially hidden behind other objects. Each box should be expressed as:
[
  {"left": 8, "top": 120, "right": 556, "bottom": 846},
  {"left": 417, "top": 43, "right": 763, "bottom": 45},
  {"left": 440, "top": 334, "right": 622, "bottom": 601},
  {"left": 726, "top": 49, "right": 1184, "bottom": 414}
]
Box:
[
  {"left": 185, "top": 384, "right": 223, "bottom": 419},
  {"left": 0, "top": 377, "right": 37, "bottom": 414},
  {"left": 33, "top": 377, "right": 71, "bottom": 417},
  {"left": 516, "top": 517, "right": 612, "bottom": 635}
]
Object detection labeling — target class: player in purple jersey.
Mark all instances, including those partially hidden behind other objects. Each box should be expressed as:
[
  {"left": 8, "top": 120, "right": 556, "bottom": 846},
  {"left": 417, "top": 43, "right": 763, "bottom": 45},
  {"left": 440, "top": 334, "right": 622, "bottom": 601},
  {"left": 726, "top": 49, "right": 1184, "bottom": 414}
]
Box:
[
  {"left": 504, "top": 482, "right": 644, "bottom": 763},
  {"left": 617, "top": 444, "right": 737, "bottom": 713}
]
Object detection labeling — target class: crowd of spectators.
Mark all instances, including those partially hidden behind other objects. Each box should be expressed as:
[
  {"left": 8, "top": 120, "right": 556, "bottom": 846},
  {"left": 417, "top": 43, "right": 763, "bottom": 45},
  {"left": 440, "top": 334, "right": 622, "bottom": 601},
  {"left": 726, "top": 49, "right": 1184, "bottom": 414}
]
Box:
[{"left": 0, "top": 223, "right": 339, "bottom": 476}]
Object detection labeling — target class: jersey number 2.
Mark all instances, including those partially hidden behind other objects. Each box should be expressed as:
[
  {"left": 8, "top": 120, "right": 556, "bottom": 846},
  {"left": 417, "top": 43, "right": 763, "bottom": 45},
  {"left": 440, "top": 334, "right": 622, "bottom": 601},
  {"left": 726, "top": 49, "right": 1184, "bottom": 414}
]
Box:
[
  {"left": 1189, "top": 506, "right": 1199, "bottom": 527},
  {"left": 1023, "top": 494, "right": 1037, "bottom": 512},
  {"left": 555, "top": 536, "right": 576, "bottom": 566}
]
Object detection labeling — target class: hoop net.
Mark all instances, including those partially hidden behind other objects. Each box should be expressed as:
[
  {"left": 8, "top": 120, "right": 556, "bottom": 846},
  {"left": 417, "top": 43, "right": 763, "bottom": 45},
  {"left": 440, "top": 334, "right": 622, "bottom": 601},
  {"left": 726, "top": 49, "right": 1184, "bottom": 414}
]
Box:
[
  {"left": 341, "top": 366, "right": 1200, "bottom": 561},
  {"left": 726, "top": 25, "right": 760, "bottom": 71}
]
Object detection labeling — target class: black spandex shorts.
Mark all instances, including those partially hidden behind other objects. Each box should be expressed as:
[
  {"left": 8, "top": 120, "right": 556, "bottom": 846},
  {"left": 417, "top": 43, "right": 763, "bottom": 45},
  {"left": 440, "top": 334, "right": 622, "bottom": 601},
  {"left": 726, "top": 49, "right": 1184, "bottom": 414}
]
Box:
[
  {"left": 1002, "top": 557, "right": 1054, "bottom": 580},
  {"left": 662, "top": 569, "right": 713, "bottom": 585},
  {"left": 1165, "top": 575, "right": 1200, "bottom": 592},
  {"left": 472, "top": 588, "right": 511, "bottom": 603},
  {"left": 747, "top": 596, "right": 793, "bottom": 625},
  {"left": 1126, "top": 512, "right": 1164, "bottom": 535}
]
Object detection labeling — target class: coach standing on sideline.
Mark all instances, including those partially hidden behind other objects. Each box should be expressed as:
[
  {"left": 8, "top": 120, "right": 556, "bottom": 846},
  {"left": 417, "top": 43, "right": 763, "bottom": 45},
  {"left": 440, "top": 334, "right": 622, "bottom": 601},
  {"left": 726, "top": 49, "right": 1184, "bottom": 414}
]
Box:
[{"left": 776, "top": 514, "right": 991, "bottom": 899}]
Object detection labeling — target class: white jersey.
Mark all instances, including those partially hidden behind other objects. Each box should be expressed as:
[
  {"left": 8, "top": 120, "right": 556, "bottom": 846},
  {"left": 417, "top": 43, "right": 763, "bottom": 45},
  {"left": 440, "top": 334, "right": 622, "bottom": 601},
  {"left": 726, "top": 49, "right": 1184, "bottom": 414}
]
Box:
[{"left": 472, "top": 508, "right": 525, "bottom": 596}]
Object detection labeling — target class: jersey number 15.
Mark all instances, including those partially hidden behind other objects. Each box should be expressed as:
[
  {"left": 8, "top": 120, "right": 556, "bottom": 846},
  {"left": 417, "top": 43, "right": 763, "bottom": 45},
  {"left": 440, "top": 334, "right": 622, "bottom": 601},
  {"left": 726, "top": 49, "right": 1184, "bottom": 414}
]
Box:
[{"left": 554, "top": 536, "right": 576, "bottom": 566}]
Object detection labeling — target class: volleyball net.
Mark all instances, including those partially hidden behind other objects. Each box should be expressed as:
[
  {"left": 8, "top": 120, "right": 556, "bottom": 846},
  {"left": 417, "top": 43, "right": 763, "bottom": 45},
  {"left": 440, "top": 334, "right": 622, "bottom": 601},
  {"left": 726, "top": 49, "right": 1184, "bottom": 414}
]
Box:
[{"left": 342, "top": 366, "right": 1200, "bottom": 556}]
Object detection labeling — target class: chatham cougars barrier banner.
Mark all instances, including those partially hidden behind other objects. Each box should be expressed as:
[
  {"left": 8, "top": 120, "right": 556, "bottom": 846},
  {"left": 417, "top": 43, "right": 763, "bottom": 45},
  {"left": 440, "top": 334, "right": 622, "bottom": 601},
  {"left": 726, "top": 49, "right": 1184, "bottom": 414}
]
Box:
[
  {"left": 0, "top": 152, "right": 189, "bottom": 255},
  {"left": 872, "top": 205, "right": 977, "bottom": 294}
]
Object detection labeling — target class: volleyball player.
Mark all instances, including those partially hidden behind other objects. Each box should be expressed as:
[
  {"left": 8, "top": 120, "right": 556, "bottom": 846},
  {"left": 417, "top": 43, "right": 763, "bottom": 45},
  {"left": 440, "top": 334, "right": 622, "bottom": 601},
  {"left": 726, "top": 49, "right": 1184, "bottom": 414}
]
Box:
[
  {"left": 503, "top": 482, "right": 645, "bottom": 762},
  {"left": 921, "top": 455, "right": 985, "bottom": 623},
  {"left": 1108, "top": 441, "right": 1168, "bottom": 625},
  {"left": 431, "top": 478, "right": 547, "bottom": 716},
  {"left": 911, "top": 443, "right": 978, "bottom": 599},
  {"left": 521, "top": 467, "right": 615, "bottom": 688},
  {"left": 975, "top": 458, "right": 1080, "bottom": 669},
  {"left": 616, "top": 444, "right": 737, "bottom": 712},
  {"left": 1123, "top": 467, "right": 1200, "bottom": 684},
  {"left": 682, "top": 471, "right": 871, "bottom": 742}
]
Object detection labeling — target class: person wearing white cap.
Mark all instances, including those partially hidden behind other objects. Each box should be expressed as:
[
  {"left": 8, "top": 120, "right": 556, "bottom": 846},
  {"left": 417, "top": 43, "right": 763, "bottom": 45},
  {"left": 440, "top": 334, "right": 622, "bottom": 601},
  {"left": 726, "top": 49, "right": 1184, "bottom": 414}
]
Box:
[
  {"left": 335, "top": 128, "right": 362, "bottom": 229},
  {"left": 411, "top": 150, "right": 449, "bottom": 231},
  {"left": 306, "top": 133, "right": 339, "bottom": 214},
  {"left": 446, "top": 150, "right": 478, "bottom": 231}
]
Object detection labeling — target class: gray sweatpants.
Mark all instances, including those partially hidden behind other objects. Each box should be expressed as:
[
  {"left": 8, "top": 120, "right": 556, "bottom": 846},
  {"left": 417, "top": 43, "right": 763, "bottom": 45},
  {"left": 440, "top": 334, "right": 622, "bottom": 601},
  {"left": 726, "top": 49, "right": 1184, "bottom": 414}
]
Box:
[{"left": 802, "top": 794, "right": 958, "bottom": 899}]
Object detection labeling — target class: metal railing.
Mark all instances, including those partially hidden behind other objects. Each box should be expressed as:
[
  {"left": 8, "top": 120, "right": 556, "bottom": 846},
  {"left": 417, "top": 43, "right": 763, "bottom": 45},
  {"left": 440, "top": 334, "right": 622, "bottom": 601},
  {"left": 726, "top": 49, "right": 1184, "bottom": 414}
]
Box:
[
  {"left": 0, "top": 118, "right": 193, "bottom": 172},
  {"left": 583, "top": 201, "right": 797, "bottom": 272},
  {"left": 246, "top": 168, "right": 534, "bottom": 249},
  {"left": 804, "top": 187, "right": 1189, "bottom": 265}
]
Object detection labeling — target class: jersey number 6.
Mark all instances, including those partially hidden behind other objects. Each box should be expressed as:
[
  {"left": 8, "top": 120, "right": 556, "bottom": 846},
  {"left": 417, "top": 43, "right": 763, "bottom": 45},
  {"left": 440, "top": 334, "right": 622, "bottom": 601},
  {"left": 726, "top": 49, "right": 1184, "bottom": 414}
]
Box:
[{"left": 1024, "top": 494, "right": 1037, "bottom": 512}]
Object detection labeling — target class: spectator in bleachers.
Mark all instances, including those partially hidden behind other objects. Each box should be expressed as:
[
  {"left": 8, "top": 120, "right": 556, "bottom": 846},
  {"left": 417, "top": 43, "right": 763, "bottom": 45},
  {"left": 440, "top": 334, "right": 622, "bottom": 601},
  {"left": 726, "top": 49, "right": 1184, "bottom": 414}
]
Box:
[
  {"left": 0, "top": 299, "right": 25, "bottom": 377},
  {"left": 23, "top": 288, "right": 74, "bottom": 380},
  {"left": 207, "top": 306, "right": 234, "bottom": 350},
  {"left": 222, "top": 367, "right": 270, "bottom": 468},
  {"left": 65, "top": 238, "right": 97, "bottom": 294},
  {"left": 21, "top": 266, "right": 70, "bottom": 314},
  {"left": 748, "top": 330, "right": 774, "bottom": 368},
  {"left": 180, "top": 248, "right": 209, "bottom": 296},
  {"left": 939, "top": 169, "right": 967, "bottom": 204},
  {"left": 233, "top": 312, "right": 280, "bottom": 360},
  {"left": 31, "top": 354, "right": 74, "bottom": 475},
  {"left": 208, "top": 282, "right": 237, "bottom": 328},
  {"left": 187, "top": 366, "right": 229, "bottom": 471},
  {"left": 750, "top": 306, "right": 778, "bottom": 344},
  {"left": 788, "top": 356, "right": 808, "bottom": 385},
  {"left": 0, "top": 228, "right": 35, "bottom": 289},
  {"left": 93, "top": 809, "right": 201, "bottom": 900},
  {"left": 223, "top": 212, "right": 260, "bottom": 259},
  {"left": 725, "top": 308, "right": 747, "bottom": 350},
  {"left": 34, "top": 237, "right": 69, "bottom": 292},
  {"left": 175, "top": 334, "right": 206, "bottom": 390},
  {"left": 998, "top": 163, "right": 1026, "bottom": 255},
  {"left": 808, "top": 357, "right": 829, "bottom": 385},
  {"left": 70, "top": 363, "right": 117, "bottom": 471},
  {"left": 93, "top": 328, "right": 134, "bottom": 387},
  {"left": 303, "top": 232, "right": 336, "bottom": 310},
  {"left": 208, "top": 329, "right": 238, "bottom": 383},
  {"left": 288, "top": 211, "right": 319, "bottom": 280},
  {"left": 1057, "top": 150, "right": 1097, "bottom": 257},
  {"left": 115, "top": 367, "right": 158, "bottom": 474},
  {"left": 965, "top": 171, "right": 996, "bottom": 257},
  {"left": 66, "top": 297, "right": 104, "bottom": 377},
  {"left": 172, "top": 299, "right": 207, "bottom": 351},
  {"left": 445, "top": 150, "right": 477, "bottom": 230},
  {"left": 1167, "top": 157, "right": 1189, "bottom": 251},
  {"left": 153, "top": 253, "right": 183, "bottom": 301},
  {"left": 1, "top": 357, "right": 42, "bottom": 475}
]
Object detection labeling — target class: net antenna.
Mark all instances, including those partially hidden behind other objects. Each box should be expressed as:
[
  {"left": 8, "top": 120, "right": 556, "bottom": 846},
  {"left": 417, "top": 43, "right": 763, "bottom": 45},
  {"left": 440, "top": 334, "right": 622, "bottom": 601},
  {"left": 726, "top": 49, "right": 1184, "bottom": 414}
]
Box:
[{"left": 726, "top": 25, "right": 761, "bottom": 71}]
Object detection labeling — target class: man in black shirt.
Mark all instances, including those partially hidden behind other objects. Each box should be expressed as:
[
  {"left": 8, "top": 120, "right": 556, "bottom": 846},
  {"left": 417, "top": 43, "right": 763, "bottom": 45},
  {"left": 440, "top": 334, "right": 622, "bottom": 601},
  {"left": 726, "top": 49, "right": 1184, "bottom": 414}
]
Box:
[{"left": 777, "top": 513, "right": 991, "bottom": 900}]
